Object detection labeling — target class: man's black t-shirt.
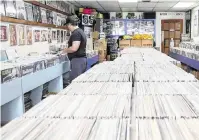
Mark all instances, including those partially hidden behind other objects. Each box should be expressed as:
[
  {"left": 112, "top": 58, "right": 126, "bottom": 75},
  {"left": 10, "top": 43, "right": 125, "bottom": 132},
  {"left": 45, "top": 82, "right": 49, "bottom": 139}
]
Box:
[{"left": 68, "top": 28, "right": 87, "bottom": 60}]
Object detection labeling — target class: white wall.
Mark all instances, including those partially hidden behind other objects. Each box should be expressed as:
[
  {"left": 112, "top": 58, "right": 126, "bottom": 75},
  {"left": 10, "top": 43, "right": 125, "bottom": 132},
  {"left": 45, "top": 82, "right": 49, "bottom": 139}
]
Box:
[
  {"left": 0, "top": 22, "right": 67, "bottom": 57},
  {"left": 156, "top": 12, "right": 186, "bottom": 51},
  {"left": 191, "top": 6, "right": 199, "bottom": 43}
]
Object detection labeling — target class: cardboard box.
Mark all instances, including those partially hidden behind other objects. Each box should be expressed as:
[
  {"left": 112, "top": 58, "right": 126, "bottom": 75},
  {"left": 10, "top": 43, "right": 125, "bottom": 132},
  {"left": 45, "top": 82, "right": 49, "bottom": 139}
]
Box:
[
  {"left": 142, "top": 40, "right": 153, "bottom": 47},
  {"left": 131, "top": 40, "right": 142, "bottom": 47},
  {"left": 119, "top": 40, "right": 131, "bottom": 49},
  {"left": 94, "top": 39, "right": 107, "bottom": 50},
  {"left": 165, "top": 39, "right": 170, "bottom": 47},
  {"left": 169, "top": 23, "right": 175, "bottom": 30},
  {"left": 98, "top": 50, "right": 107, "bottom": 62},
  {"left": 92, "top": 31, "right": 99, "bottom": 39}
]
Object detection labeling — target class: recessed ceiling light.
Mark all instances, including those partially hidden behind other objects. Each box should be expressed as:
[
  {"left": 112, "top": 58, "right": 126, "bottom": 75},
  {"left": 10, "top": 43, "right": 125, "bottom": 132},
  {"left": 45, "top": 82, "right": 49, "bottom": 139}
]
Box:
[
  {"left": 173, "top": 2, "right": 195, "bottom": 8},
  {"left": 118, "top": 0, "right": 138, "bottom": 2}
]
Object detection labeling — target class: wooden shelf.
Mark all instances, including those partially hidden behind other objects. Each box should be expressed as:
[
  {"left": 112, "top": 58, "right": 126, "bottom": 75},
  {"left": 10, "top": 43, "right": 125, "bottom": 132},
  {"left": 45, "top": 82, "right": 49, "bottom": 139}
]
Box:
[
  {"left": 24, "top": 0, "right": 69, "bottom": 16},
  {"left": 0, "top": 16, "right": 66, "bottom": 29}
]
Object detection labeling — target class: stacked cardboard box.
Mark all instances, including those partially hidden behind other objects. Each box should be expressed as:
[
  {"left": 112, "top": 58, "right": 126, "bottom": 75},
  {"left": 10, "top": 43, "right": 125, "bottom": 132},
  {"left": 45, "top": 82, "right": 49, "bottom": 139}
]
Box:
[
  {"left": 120, "top": 39, "right": 153, "bottom": 48},
  {"left": 94, "top": 39, "right": 107, "bottom": 62}
]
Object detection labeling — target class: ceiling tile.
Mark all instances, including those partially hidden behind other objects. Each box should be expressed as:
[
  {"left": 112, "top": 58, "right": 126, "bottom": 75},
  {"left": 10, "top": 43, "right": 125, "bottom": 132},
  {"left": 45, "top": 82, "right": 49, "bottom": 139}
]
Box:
[
  {"left": 138, "top": 0, "right": 159, "bottom": 1},
  {"left": 153, "top": 7, "right": 170, "bottom": 11},
  {"left": 179, "top": 0, "right": 199, "bottom": 1},
  {"left": 137, "top": 2, "right": 157, "bottom": 8},
  {"left": 97, "top": 0, "right": 119, "bottom": 8},
  {"left": 119, "top": 2, "right": 138, "bottom": 8},
  {"left": 121, "top": 8, "right": 137, "bottom": 12},
  {"left": 158, "top": 0, "right": 180, "bottom": 1},
  {"left": 138, "top": 7, "right": 154, "bottom": 11},
  {"left": 156, "top": 2, "right": 178, "bottom": 7}
]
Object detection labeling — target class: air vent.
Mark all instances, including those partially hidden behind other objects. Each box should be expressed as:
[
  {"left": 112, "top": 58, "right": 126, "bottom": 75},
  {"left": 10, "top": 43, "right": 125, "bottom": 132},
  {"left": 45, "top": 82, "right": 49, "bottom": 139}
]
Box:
[{"left": 142, "top": 0, "right": 151, "bottom": 2}]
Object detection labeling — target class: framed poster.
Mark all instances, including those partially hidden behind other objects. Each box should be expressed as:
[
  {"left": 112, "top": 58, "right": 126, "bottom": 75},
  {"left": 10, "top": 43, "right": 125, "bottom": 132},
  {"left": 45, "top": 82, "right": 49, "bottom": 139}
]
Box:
[
  {"left": 18, "top": 25, "right": 25, "bottom": 45},
  {"left": 41, "top": 30, "right": 47, "bottom": 42},
  {"left": 0, "top": 26, "right": 7, "bottom": 41},
  {"left": 34, "top": 30, "right": 40, "bottom": 42},
  {"left": 9, "top": 24, "right": 17, "bottom": 46},
  {"left": 26, "top": 26, "right": 32, "bottom": 45}
]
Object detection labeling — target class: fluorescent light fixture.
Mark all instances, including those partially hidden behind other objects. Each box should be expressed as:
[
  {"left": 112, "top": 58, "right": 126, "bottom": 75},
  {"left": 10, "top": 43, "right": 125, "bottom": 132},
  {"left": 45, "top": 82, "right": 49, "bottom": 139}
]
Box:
[
  {"left": 173, "top": 2, "right": 195, "bottom": 8},
  {"left": 118, "top": 0, "right": 138, "bottom": 2}
]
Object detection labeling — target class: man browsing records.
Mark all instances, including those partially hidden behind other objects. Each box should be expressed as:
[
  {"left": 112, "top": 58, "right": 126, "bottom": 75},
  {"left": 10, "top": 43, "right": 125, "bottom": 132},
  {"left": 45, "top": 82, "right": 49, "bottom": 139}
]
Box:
[{"left": 62, "top": 15, "right": 87, "bottom": 82}]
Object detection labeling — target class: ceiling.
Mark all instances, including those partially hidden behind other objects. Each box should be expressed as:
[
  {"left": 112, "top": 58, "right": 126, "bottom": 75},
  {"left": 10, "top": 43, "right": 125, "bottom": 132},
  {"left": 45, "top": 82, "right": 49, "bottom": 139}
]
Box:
[{"left": 66, "top": 0, "right": 199, "bottom": 12}]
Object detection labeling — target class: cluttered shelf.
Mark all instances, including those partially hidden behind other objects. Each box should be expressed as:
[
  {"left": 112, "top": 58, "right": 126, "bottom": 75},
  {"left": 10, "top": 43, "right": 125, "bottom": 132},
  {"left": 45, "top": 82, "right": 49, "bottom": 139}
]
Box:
[
  {"left": 0, "top": 16, "right": 66, "bottom": 29},
  {"left": 24, "top": 0, "right": 69, "bottom": 16}
]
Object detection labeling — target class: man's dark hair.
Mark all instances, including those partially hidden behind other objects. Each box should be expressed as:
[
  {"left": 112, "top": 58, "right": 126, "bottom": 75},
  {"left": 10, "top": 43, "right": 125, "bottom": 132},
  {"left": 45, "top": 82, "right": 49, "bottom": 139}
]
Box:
[{"left": 65, "top": 15, "right": 79, "bottom": 26}]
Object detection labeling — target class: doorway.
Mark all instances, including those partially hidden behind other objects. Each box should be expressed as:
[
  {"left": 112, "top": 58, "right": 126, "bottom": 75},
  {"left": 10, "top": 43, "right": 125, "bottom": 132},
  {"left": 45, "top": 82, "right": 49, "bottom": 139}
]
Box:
[{"left": 161, "top": 19, "right": 183, "bottom": 55}]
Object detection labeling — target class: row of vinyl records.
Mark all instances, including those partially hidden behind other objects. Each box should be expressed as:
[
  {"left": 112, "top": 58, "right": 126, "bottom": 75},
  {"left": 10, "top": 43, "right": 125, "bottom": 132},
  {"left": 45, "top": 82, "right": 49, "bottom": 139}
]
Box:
[
  {"left": 0, "top": 24, "right": 70, "bottom": 46},
  {"left": 0, "top": 0, "right": 73, "bottom": 26}
]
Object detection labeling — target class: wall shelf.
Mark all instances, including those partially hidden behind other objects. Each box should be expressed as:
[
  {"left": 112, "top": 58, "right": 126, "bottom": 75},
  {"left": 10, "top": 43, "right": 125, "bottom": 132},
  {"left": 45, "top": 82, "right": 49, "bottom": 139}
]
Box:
[
  {"left": 24, "top": 0, "right": 70, "bottom": 16},
  {"left": 0, "top": 16, "right": 66, "bottom": 29}
]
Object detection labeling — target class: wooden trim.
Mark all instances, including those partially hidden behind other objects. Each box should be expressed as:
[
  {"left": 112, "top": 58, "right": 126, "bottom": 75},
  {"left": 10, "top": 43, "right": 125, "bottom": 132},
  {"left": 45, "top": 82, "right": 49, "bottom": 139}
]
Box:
[
  {"left": 24, "top": 0, "right": 69, "bottom": 16},
  {"left": 0, "top": 16, "right": 67, "bottom": 29}
]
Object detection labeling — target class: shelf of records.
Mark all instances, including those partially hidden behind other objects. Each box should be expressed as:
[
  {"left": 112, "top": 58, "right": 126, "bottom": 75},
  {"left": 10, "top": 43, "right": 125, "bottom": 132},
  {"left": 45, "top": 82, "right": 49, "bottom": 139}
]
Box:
[
  {"left": 103, "top": 19, "right": 155, "bottom": 36},
  {"left": 170, "top": 42, "right": 199, "bottom": 61},
  {"left": 0, "top": 53, "right": 69, "bottom": 84},
  {"left": 0, "top": 0, "right": 72, "bottom": 28},
  {"left": 0, "top": 24, "right": 70, "bottom": 46}
]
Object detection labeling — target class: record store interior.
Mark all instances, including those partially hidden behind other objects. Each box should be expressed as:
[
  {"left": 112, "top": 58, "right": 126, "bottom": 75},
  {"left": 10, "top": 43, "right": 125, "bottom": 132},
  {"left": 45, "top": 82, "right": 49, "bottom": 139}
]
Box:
[{"left": 1, "top": 0, "right": 199, "bottom": 139}]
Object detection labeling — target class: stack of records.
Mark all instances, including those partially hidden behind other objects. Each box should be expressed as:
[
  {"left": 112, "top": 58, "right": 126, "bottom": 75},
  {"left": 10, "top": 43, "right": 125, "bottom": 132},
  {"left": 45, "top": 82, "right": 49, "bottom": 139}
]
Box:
[
  {"left": 42, "top": 82, "right": 49, "bottom": 99},
  {"left": 24, "top": 92, "right": 32, "bottom": 112}
]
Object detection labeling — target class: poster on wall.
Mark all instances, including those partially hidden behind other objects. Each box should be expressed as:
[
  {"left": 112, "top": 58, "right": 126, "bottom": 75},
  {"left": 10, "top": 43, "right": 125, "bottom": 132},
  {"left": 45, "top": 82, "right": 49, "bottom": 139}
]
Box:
[
  {"left": 123, "top": 12, "right": 143, "bottom": 19},
  {"left": 48, "top": 28, "right": 52, "bottom": 43},
  {"left": 9, "top": 24, "right": 17, "bottom": 46},
  {"left": 0, "top": 0, "right": 5, "bottom": 16},
  {"left": 5, "top": 0, "right": 17, "bottom": 18},
  {"left": 34, "top": 30, "right": 40, "bottom": 42},
  {"left": 0, "top": 26, "right": 7, "bottom": 41},
  {"left": 26, "top": 26, "right": 32, "bottom": 45},
  {"left": 41, "top": 30, "right": 47, "bottom": 42},
  {"left": 18, "top": 25, "right": 25, "bottom": 45},
  {"left": 40, "top": 7, "right": 47, "bottom": 24},
  {"left": 33, "top": 5, "right": 41, "bottom": 22},
  {"left": 25, "top": 3, "right": 33, "bottom": 21}
]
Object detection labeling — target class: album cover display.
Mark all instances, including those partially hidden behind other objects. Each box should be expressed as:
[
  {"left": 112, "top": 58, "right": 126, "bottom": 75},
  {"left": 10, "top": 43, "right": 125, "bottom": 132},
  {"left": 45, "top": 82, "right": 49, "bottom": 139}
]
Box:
[
  {"left": 16, "top": 0, "right": 26, "bottom": 20},
  {"left": 34, "top": 30, "right": 40, "bottom": 42},
  {"left": 48, "top": 28, "right": 52, "bottom": 43},
  {"left": 1, "top": 67, "right": 20, "bottom": 83},
  {"left": 18, "top": 25, "right": 25, "bottom": 45},
  {"left": 56, "top": 14, "right": 62, "bottom": 26},
  {"left": 46, "top": 10, "right": 53, "bottom": 24},
  {"left": 26, "top": 26, "right": 32, "bottom": 45},
  {"left": 32, "top": 5, "right": 41, "bottom": 22},
  {"left": 52, "top": 12, "right": 57, "bottom": 25},
  {"left": 57, "top": 30, "right": 60, "bottom": 43},
  {"left": 41, "top": 30, "right": 47, "bottom": 42},
  {"left": 0, "top": 0, "right": 5, "bottom": 16},
  {"left": 0, "top": 26, "right": 7, "bottom": 41},
  {"left": 9, "top": 24, "right": 17, "bottom": 46},
  {"left": 4, "top": 0, "right": 17, "bottom": 18},
  {"left": 25, "top": 3, "right": 33, "bottom": 21},
  {"left": 61, "top": 30, "right": 63, "bottom": 43},
  {"left": 63, "top": 31, "right": 66, "bottom": 41},
  {"left": 52, "top": 30, "right": 56, "bottom": 40},
  {"left": 40, "top": 7, "right": 47, "bottom": 24}
]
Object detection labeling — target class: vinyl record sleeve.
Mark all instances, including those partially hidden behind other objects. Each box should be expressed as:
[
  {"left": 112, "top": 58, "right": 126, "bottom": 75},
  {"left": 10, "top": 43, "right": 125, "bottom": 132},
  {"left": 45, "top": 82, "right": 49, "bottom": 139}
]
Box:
[
  {"left": 26, "top": 26, "right": 32, "bottom": 45},
  {"left": 46, "top": 10, "right": 53, "bottom": 24},
  {"left": 41, "top": 30, "right": 48, "bottom": 42},
  {"left": 48, "top": 28, "right": 52, "bottom": 43},
  {"left": 52, "top": 12, "right": 57, "bottom": 25},
  {"left": 16, "top": 0, "right": 26, "bottom": 20},
  {"left": 5, "top": 0, "right": 17, "bottom": 18},
  {"left": 0, "top": 0, "right": 5, "bottom": 16},
  {"left": 57, "top": 30, "right": 60, "bottom": 43},
  {"left": 18, "top": 25, "right": 25, "bottom": 45},
  {"left": 0, "top": 26, "right": 7, "bottom": 41},
  {"left": 32, "top": 5, "right": 41, "bottom": 22},
  {"left": 34, "top": 30, "right": 40, "bottom": 42},
  {"left": 9, "top": 24, "right": 17, "bottom": 46},
  {"left": 25, "top": 3, "right": 33, "bottom": 21},
  {"left": 61, "top": 30, "right": 63, "bottom": 43},
  {"left": 56, "top": 14, "right": 62, "bottom": 26},
  {"left": 52, "top": 30, "right": 57, "bottom": 40},
  {"left": 40, "top": 7, "right": 47, "bottom": 24}
]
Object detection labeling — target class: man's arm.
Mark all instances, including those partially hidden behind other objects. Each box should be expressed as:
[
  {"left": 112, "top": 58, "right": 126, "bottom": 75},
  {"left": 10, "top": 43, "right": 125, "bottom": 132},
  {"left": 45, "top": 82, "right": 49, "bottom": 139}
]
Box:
[{"left": 63, "top": 41, "right": 80, "bottom": 54}]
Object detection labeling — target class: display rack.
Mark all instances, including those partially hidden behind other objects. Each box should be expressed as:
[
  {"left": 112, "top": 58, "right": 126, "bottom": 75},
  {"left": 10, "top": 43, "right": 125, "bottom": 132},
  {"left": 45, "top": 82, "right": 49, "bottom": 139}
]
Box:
[
  {"left": 169, "top": 52, "right": 199, "bottom": 70},
  {"left": 0, "top": 61, "right": 70, "bottom": 124},
  {"left": 87, "top": 55, "right": 99, "bottom": 70}
]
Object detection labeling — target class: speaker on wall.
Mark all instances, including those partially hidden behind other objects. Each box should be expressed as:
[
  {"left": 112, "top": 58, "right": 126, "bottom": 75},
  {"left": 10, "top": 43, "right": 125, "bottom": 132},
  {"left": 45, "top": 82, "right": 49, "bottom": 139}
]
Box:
[
  {"left": 82, "top": 14, "right": 94, "bottom": 26},
  {"left": 144, "top": 12, "right": 156, "bottom": 19}
]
